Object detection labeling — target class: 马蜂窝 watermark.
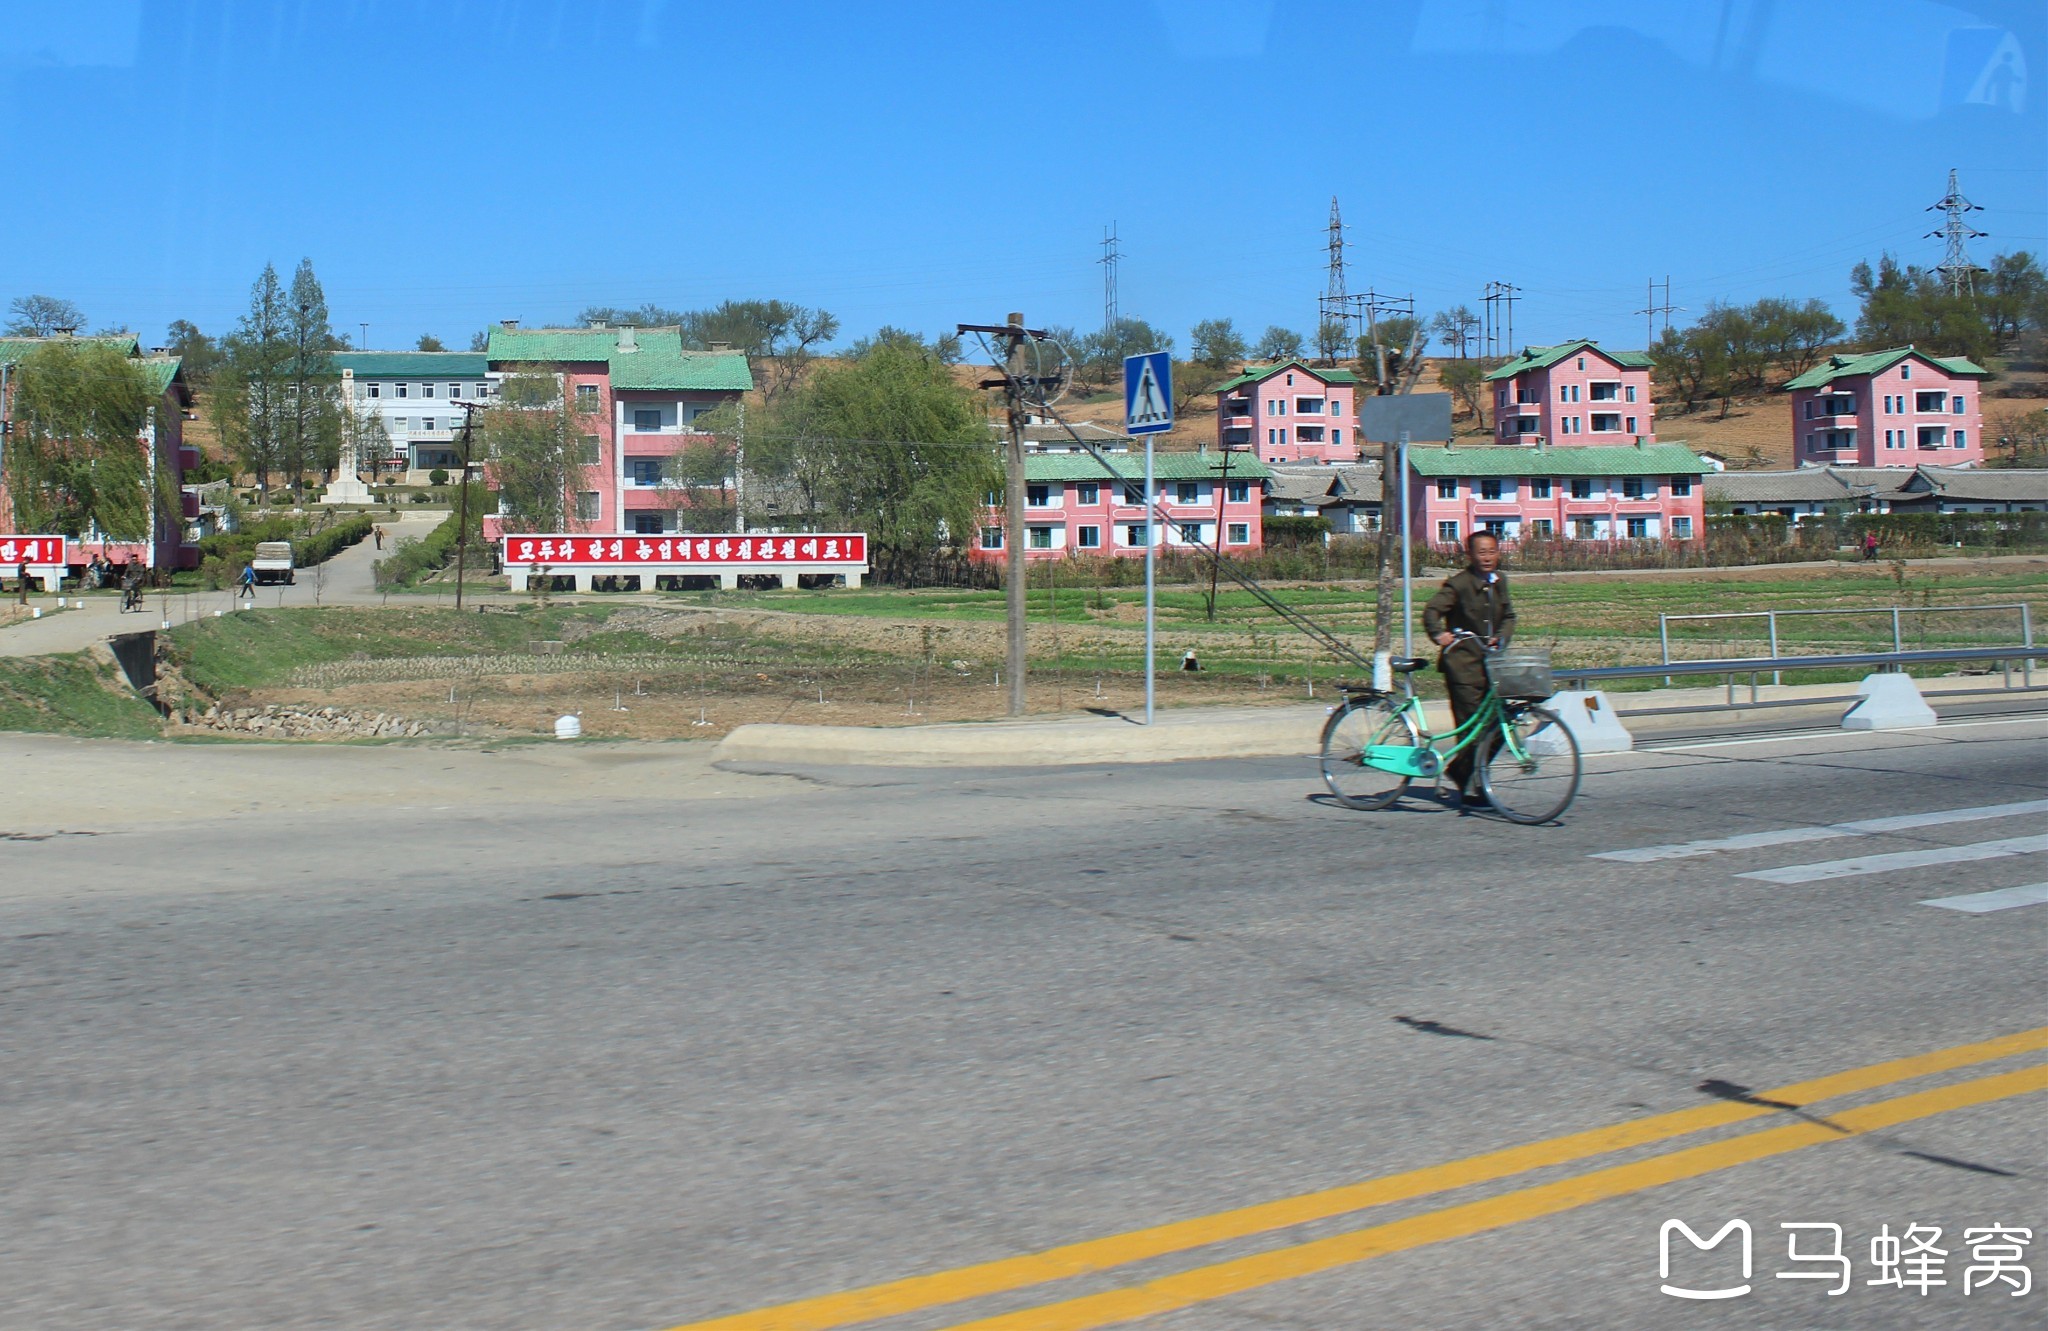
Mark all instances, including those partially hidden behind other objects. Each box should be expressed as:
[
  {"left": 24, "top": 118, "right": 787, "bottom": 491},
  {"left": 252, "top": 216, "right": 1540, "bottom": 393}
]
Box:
[{"left": 1661, "top": 1220, "right": 2032, "bottom": 1300}]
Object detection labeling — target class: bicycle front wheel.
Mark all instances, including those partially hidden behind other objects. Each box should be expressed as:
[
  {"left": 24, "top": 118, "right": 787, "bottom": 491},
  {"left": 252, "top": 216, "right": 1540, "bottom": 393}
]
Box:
[
  {"left": 1320, "top": 697, "right": 1423, "bottom": 810},
  {"left": 1477, "top": 704, "right": 1581, "bottom": 824}
]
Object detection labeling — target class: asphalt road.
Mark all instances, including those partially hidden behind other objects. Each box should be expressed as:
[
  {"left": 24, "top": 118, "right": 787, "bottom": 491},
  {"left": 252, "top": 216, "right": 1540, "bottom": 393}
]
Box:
[{"left": 3, "top": 720, "right": 2044, "bottom": 1329}]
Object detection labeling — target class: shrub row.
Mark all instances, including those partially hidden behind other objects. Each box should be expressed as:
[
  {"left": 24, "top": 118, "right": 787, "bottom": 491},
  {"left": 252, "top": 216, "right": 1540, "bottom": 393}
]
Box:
[{"left": 372, "top": 510, "right": 488, "bottom": 589}]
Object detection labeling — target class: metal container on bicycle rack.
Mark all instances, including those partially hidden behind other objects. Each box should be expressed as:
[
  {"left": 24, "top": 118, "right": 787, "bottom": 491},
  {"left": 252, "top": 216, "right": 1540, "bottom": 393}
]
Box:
[{"left": 1486, "top": 648, "right": 1554, "bottom": 701}]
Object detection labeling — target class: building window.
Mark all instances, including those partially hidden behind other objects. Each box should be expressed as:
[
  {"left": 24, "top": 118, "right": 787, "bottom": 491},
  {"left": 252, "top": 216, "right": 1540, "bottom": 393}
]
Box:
[
  {"left": 1027, "top": 526, "right": 1053, "bottom": 550},
  {"left": 1901, "top": 362, "right": 1911, "bottom": 379},
  {"left": 1625, "top": 416, "right": 1637, "bottom": 434},
  {"left": 1168, "top": 481, "right": 1194, "bottom": 504},
  {"left": 576, "top": 491, "right": 600, "bottom": 522},
  {"left": 580, "top": 435, "right": 602, "bottom": 465},
  {"left": 1177, "top": 522, "right": 1202, "bottom": 543},
  {"left": 1591, "top": 413, "right": 1621, "bottom": 433},
  {"left": 1482, "top": 519, "right": 1509, "bottom": 539},
  {"left": 1226, "top": 480, "right": 1249, "bottom": 503},
  {"left": 1621, "top": 477, "right": 1646, "bottom": 499},
  {"left": 1528, "top": 478, "right": 1552, "bottom": 499},
  {"left": 1330, "top": 398, "right": 1343, "bottom": 414},
  {"left": 1672, "top": 516, "right": 1694, "bottom": 539},
  {"left": 1669, "top": 476, "right": 1692, "bottom": 496},
  {"left": 1436, "top": 479, "right": 1457, "bottom": 499},
  {"left": 632, "top": 512, "right": 665, "bottom": 534},
  {"left": 1917, "top": 426, "right": 1947, "bottom": 449},
  {"left": 449, "top": 383, "right": 463, "bottom": 398},
  {"left": 1955, "top": 429, "right": 1967, "bottom": 449},
  {"left": 1914, "top": 390, "right": 1946, "bottom": 412},
  {"left": 1026, "top": 483, "right": 1050, "bottom": 507},
  {"left": 396, "top": 383, "right": 409, "bottom": 398},
  {"left": 1573, "top": 518, "right": 1599, "bottom": 539},
  {"left": 1528, "top": 518, "right": 1554, "bottom": 538},
  {"left": 1277, "top": 428, "right": 1288, "bottom": 445},
  {"left": 1570, "top": 478, "right": 1593, "bottom": 500},
  {"left": 1436, "top": 520, "right": 1459, "bottom": 545},
  {"left": 1076, "top": 525, "right": 1101, "bottom": 548},
  {"left": 630, "top": 458, "right": 663, "bottom": 486},
  {"left": 1559, "top": 385, "right": 1570, "bottom": 403},
  {"left": 1123, "top": 484, "right": 1145, "bottom": 506},
  {"left": 421, "top": 417, "right": 436, "bottom": 432},
  {"left": 392, "top": 417, "right": 408, "bottom": 434},
  {"left": 366, "top": 383, "right": 381, "bottom": 398},
  {"left": 634, "top": 409, "right": 661, "bottom": 432},
  {"left": 1480, "top": 478, "right": 1504, "bottom": 500},
  {"left": 1124, "top": 523, "right": 1150, "bottom": 546},
  {"left": 1075, "top": 482, "right": 1099, "bottom": 505},
  {"left": 421, "top": 382, "right": 436, "bottom": 398},
  {"left": 1952, "top": 395, "right": 1966, "bottom": 414},
  {"left": 981, "top": 526, "right": 1003, "bottom": 550},
  {"left": 477, "top": 382, "right": 491, "bottom": 397},
  {"left": 1296, "top": 398, "right": 1323, "bottom": 415},
  {"left": 1625, "top": 384, "right": 1637, "bottom": 402},
  {"left": 1625, "top": 517, "right": 1648, "bottom": 538},
  {"left": 1227, "top": 522, "right": 1249, "bottom": 544},
  {"left": 1577, "top": 356, "right": 1586, "bottom": 371},
  {"left": 1331, "top": 428, "right": 1342, "bottom": 447},
  {"left": 576, "top": 383, "right": 599, "bottom": 404}
]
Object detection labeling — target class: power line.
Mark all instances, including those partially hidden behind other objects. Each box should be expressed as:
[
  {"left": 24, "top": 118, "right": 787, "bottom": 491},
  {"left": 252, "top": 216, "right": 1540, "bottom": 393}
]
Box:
[{"left": 1634, "top": 276, "right": 1681, "bottom": 345}]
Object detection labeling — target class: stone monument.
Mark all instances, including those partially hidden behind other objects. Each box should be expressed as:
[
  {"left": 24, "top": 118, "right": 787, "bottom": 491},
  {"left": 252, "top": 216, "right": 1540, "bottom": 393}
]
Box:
[{"left": 324, "top": 367, "right": 377, "bottom": 505}]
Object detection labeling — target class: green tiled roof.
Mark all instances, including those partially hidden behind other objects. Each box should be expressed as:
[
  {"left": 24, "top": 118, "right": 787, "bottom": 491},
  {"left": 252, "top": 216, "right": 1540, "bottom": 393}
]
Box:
[
  {"left": 334, "top": 351, "right": 490, "bottom": 378},
  {"left": 1024, "top": 451, "right": 1271, "bottom": 482},
  {"left": 1208, "top": 359, "right": 1359, "bottom": 394},
  {"left": 1405, "top": 443, "right": 1708, "bottom": 478},
  {"left": 485, "top": 326, "right": 754, "bottom": 392},
  {"left": 609, "top": 348, "right": 753, "bottom": 392},
  {"left": 0, "top": 333, "right": 141, "bottom": 365},
  {"left": 1484, "top": 340, "right": 1654, "bottom": 380},
  {"left": 137, "top": 355, "right": 185, "bottom": 398},
  {"left": 1780, "top": 347, "right": 1989, "bottom": 390}
]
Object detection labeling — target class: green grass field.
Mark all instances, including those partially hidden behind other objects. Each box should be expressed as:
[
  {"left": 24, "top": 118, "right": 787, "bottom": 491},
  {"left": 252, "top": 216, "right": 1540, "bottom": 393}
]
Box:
[{"left": 0, "top": 652, "right": 167, "bottom": 740}]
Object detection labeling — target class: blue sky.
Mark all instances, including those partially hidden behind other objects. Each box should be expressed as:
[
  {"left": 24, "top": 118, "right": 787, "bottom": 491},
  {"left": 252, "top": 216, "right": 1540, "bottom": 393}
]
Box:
[{"left": 3, "top": 0, "right": 2042, "bottom": 357}]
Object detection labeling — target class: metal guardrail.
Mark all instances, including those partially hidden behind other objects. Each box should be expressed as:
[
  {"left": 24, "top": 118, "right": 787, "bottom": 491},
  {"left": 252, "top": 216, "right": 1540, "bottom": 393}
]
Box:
[
  {"left": 1658, "top": 603, "right": 2034, "bottom": 688},
  {"left": 1554, "top": 645, "right": 2042, "bottom": 710}
]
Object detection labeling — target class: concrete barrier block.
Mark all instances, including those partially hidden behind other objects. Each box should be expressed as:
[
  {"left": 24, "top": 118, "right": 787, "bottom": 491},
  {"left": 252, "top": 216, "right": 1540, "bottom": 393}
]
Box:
[
  {"left": 1538, "top": 690, "right": 1634, "bottom": 753},
  {"left": 1842, "top": 673, "right": 1936, "bottom": 730}
]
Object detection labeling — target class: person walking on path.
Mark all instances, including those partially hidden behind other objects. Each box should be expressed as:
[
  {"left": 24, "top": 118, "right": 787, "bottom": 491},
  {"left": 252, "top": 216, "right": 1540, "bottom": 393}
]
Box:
[
  {"left": 14, "top": 561, "right": 27, "bottom": 606},
  {"left": 1862, "top": 530, "right": 1880, "bottom": 562},
  {"left": 373, "top": 525, "right": 385, "bottom": 551},
  {"left": 239, "top": 562, "right": 257, "bottom": 600},
  {"left": 1423, "top": 531, "right": 1516, "bottom": 805},
  {"left": 120, "top": 560, "right": 144, "bottom": 613}
]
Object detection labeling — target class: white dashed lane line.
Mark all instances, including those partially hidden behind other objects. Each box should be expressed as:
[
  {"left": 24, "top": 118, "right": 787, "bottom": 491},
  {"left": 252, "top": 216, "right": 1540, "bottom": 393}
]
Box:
[{"left": 1921, "top": 882, "right": 2048, "bottom": 914}]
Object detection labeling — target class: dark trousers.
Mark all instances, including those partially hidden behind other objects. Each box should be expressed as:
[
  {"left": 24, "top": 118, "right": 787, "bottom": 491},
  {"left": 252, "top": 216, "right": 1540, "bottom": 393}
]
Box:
[{"left": 1441, "top": 644, "right": 1489, "bottom": 789}]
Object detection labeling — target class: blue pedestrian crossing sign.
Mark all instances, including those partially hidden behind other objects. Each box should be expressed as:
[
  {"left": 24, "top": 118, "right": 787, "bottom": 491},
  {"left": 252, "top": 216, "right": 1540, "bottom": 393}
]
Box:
[{"left": 1124, "top": 351, "right": 1173, "bottom": 435}]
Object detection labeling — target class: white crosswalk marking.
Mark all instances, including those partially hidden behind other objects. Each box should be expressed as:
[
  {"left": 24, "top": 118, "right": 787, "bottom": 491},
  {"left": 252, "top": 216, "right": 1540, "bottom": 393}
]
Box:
[
  {"left": 1921, "top": 882, "right": 2048, "bottom": 914},
  {"left": 1590, "top": 799, "right": 2048, "bottom": 863},
  {"left": 1736, "top": 834, "right": 2048, "bottom": 885}
]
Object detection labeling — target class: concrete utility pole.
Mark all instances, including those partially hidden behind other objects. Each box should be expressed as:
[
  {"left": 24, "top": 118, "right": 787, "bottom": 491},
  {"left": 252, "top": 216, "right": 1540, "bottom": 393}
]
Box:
[{"left": 958, "top": 313, "right": 1046, "bottom": 717}]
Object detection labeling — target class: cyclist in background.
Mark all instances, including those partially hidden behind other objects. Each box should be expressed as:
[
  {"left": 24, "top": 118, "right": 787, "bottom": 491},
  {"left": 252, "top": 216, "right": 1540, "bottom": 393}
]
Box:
[{"left": 1424, "top": 530, "right": 1516, "bottom": 803}]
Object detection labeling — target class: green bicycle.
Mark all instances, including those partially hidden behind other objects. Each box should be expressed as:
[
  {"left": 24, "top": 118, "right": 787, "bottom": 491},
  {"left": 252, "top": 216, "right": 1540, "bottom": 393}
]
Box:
[{"left": 1319, "top": 641, "right": 1582, "bottom": 824}]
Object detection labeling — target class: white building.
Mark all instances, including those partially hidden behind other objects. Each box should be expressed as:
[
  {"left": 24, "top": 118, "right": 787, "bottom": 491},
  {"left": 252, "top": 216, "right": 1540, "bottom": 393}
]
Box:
[{"left": 333, "top": 351, "right": 496, "bottom": 480}]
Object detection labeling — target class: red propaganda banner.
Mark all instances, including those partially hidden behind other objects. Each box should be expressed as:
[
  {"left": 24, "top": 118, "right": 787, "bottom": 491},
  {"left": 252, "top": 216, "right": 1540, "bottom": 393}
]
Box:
[
  {"left": 0, "top": 536, "right": 64, "bottom": 565},
  {"left": 503, "top": 533, "right": 868, "bottom": 567}
]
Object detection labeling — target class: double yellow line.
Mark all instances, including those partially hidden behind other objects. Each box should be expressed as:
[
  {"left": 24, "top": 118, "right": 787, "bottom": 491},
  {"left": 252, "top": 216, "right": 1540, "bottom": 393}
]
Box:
[{"left": 664, "top": 1026, "right": 2048, "bottom": 1331}]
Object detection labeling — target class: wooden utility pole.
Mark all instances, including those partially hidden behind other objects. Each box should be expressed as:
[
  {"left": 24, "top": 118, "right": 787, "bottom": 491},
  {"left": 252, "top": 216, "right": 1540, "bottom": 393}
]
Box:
[
  {"left": 959, "top": 313, "right": 1045, "bottom": 717},
  {"left": 453, "top": 400, "right": 482, "bottom": 610}
]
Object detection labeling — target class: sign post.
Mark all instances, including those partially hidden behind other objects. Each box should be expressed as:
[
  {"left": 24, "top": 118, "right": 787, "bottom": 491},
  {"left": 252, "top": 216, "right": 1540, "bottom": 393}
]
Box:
[
  {"left": 1124, "top": 351, "right": 1173, "bottom": 724},
  {"left": 1359, "top": 394, "right": 1453, "bottom": 662}
]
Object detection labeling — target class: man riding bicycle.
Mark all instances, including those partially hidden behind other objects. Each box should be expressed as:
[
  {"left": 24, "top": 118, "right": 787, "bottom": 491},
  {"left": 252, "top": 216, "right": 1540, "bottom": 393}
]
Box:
[{"left": 1424, "top": 530, "right": 1515, "bottom": 804}]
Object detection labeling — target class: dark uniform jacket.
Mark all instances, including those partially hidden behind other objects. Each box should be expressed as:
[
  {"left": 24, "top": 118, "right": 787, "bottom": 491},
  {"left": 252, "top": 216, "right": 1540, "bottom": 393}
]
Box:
[{"left": 1423, "top": 567, "right": 1516, "bottom": 652}]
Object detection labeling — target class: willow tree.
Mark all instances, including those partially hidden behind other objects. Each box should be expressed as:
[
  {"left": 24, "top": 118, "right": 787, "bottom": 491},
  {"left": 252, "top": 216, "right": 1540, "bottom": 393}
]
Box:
[
  {"left": 4, "top": 340, "right": 157, "bottom": 539},
  {"left": 483, "top": 372, "right": 593, "bottom": 532}
]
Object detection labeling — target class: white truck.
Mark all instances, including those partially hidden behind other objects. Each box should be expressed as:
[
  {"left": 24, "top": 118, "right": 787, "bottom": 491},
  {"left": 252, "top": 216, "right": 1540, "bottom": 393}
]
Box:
[{"left": 252, "top": 541, "right": 296, "bottom": 585}]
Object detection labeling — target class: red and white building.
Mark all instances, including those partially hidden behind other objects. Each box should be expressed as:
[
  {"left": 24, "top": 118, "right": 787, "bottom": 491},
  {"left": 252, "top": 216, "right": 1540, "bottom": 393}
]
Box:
[
  {"left": 481, "top": 323, "right": 753, "bottom": 541},
  {"left": 0, "top": 332, "right": 196, "bottom": 582},
  {"left": 1780, "top": 347, "right": 1987, "bottom": 467},
  {"left": 1404, "top": 441, "right": 1710, "bottom": 547},
  {"left": 1485, "top": 340, "right": 1657, "bottom": 446},
  {"left": 1209, "top": 360, "right": 1361, "bottom": 464},
  {"left": 977, "top": 451, "right": 1272, "bottom": 560}
]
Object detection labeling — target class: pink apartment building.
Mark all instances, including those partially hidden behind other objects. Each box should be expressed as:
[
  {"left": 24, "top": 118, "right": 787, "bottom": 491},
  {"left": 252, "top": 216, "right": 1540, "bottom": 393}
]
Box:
[
  {"left": 977, "top": 451, "right": 1271, "bottom": 560},
  {"left": 0, "top": 333, "right": 196, "bottom": 574},
  {"left": 1486, "top": 340, "right": 1656, "bottom": 445},
  {"left": 1210, "top": 360, "right": 1361, "bottom": 464},
  {"left": 482, "top": 324, "right": 752, "bottom": 540},
  {"left": 1781, "top": 347, "right": 1987, "bottom": 467},
  {"left": 1404, "top": 441, "right": 1709, "bottom": 547}
]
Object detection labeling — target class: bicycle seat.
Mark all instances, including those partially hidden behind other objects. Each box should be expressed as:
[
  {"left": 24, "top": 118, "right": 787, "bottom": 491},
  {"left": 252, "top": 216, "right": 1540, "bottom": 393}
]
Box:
[{"left": 1389, "top": 656, "right": 1428, "bottom": 673}]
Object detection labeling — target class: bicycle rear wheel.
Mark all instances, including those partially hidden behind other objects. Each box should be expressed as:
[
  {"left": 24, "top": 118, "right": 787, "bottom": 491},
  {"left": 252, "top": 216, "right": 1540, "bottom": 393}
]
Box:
[
  {"left": 1320, "top": 696, "right": 1423, "bottom": 810},
  {"left": 1477, "top": 704, "right": 1581, "bottom": 824}
]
